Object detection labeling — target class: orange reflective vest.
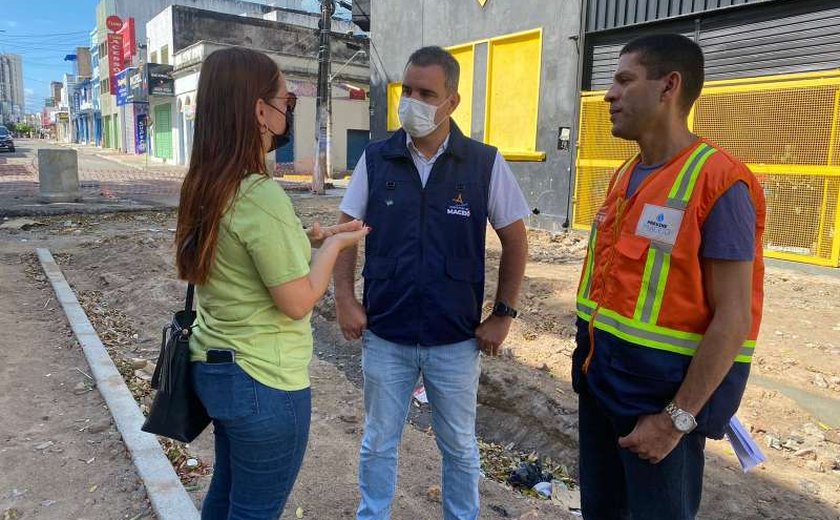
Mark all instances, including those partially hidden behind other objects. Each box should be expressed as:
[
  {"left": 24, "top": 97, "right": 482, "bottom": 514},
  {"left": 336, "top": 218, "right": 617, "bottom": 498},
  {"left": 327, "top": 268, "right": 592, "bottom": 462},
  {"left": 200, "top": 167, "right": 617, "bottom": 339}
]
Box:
[{"left": 577, "top": 139, "right": 765, "bottom": 371}]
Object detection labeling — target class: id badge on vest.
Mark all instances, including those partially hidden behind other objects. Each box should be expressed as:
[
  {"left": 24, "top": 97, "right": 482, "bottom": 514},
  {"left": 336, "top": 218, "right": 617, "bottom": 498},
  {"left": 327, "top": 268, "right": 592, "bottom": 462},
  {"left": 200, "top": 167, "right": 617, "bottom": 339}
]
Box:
[{"left": 635, "top": 204, "right": 684, "bottom": 246}]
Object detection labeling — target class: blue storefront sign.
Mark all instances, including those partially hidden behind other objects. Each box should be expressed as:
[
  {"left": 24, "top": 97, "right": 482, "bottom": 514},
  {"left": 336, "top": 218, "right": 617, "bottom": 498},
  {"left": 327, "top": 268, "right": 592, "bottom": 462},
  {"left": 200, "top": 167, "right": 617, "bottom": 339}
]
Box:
[
  {"left": 135, "top": 104, "right": 149, "bottom": 154},
  {"left": 115, "top": 68, "right": 133, "bottom": 106}
]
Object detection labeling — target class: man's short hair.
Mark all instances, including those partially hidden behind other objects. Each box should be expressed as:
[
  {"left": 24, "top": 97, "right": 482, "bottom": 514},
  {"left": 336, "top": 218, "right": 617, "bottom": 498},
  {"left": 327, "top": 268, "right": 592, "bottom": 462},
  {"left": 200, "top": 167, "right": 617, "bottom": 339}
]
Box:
[
  {"left": 620, "top": 34, "right": 704, "bottom": 112},
  {"left": 406, "top": 46, "right": 460, "bottom": 94}
]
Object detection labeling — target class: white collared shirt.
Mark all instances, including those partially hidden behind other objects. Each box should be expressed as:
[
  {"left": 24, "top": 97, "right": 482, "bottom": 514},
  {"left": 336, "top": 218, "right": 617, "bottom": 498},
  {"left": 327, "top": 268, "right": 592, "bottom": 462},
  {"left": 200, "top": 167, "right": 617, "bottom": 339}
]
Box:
[
  {"left": 340, "top": 133, "right": 531, "bottom": 230},
  {"left": 406, "top": 133, "right": 450, "bottom": 187}
]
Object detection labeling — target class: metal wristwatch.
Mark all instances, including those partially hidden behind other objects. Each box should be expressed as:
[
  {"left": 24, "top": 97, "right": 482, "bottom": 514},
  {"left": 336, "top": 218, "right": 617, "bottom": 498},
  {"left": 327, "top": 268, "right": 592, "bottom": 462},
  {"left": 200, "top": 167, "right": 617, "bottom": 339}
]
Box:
[
  {"left": 492, "top": 301, "right": 518, "bottom": 319},
  {"left": 664, "top": 401, "right": 697, "bottom": 434}
]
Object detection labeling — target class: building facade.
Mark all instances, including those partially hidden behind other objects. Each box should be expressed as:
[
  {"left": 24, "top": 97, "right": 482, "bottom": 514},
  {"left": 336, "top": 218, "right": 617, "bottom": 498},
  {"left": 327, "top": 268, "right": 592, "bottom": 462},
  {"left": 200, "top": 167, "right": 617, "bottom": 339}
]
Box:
[
  {"left": 89, "top": 27, "right": 103, "bottom": 146},
  {"left": 582, "top": 0, "right": 840, "bottom": 88},
  {"left": 148, "top": 4, "right": 370, "bottom": 171},
  {"left": 0, "top": 54, "right": 25, "bottom": 125},
  {"left": 576, "top": 0, "right": 840, "bottom": 267},
  {"left": 69, "top": 46, "right": 97, "bottom": 145},
  {"left": 50, "top": 82, "right": 63, "bottom": 105},
  {"left": 56, "top": 73, "right": 77, "bottom": 143},
  {"left": 369, "top": 1, "right": 583, "bottom": 231},
  {"left": 371, "top": 0, "right": 840, "bottom": 267},
  {"left": 94, "top": 0, "right": 296, "bottom": 151}
]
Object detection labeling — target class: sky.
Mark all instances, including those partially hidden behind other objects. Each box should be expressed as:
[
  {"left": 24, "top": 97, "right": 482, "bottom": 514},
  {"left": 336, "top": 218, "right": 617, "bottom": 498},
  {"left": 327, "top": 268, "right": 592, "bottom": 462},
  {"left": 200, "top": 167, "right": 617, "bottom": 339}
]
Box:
[
  {"left": 0, "top": 0, "right": 100, "bottom": 114},
  {"left": 0, "top": 0, "right": 352, "bottom": 115}
]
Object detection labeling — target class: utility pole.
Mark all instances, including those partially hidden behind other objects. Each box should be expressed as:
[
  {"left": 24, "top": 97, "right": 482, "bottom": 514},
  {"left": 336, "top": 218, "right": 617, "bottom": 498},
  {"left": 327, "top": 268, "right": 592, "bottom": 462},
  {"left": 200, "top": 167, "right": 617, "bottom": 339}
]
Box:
[{"left": 313, "top": 0, "right": 334, "bottom": 195}]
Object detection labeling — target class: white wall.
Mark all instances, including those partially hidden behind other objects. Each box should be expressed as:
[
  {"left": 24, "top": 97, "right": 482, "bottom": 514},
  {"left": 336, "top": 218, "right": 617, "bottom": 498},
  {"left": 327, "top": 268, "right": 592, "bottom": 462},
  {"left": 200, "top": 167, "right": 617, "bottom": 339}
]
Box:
[
  {"left": 116, "top": 0, "right": 272, "bottom": 43},
  {"left": 262, "top": 8, "right": 357, "bottom": 33},
  {"left": 174, "top": 69, "right": 199, "bottom": 165},
  {"left": 332, "top": 98, "right": 369, "bottom": 172},
  {"left": 291, "top": 96, "right": 370, "bottom": 174},
  {"left": 175, "top": 69, "right": 199, "bottom": 97},
  {"left": 294, "top": 96, "right": 316, "bottom": 174},
  {"left": 146, "top": 7, "right": 174, "bottom": 64},
  {"left": 167, "top": 37, "right": 370, "bottom": 172}
]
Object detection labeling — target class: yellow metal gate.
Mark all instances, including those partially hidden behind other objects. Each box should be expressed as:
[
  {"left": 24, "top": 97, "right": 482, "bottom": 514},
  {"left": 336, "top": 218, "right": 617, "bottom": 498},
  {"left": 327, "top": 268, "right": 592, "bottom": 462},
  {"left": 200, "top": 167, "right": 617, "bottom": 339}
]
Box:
[{"left": 574, "top": 70, "right": 840, "bottom": 267}]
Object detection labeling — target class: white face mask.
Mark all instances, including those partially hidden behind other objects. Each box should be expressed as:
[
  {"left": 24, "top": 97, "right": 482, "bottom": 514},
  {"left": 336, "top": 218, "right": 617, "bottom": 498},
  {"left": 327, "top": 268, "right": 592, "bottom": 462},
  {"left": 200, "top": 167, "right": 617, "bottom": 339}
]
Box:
[{"left": 398, "top": 96, "right": 448, "bottom": 138}]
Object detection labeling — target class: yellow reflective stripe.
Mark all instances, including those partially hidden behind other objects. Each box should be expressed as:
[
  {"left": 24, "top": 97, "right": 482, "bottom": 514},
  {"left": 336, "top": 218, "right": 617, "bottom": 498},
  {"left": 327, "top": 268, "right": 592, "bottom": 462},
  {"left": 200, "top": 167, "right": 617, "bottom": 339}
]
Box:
[
  {"left": 667, "top": 144, "right": 709, "bottom": 200},
  {"left": 636, "top": 145, "right": 716, "bottom": 325},
  {"left": 633, "top": 248, "right": 658, "bottom": 320},
  {"left": 634, "top": 246, "right": 671, "bottom": 323},
  {"left": 649, "top": 251, "right": 671, "bottom": 324},
  {"left": 598, "top": 305, "right": 703, "bottom": 342},
  {"left": 578, "top": 226, "right": 598, "bottom": 299},
  {"left": 593, "top": 315, "right": 698, "bottom": 357},
  {"left": 575, "top": 302, "right": 754, "bottom": 363},
  {"left": 578, "top": 157, "right": 636, "bottom": 302},
  {"left": 679, "top": 147, "right": 717, "bottom": 203},
  {"left": 577, "top": 296, "right": 596, "bottom": 311}
]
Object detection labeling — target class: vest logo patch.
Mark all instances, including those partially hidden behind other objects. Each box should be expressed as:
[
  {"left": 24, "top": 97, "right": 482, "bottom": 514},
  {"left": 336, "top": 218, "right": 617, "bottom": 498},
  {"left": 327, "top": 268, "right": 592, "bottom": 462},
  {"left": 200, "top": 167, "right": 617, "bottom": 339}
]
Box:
[
  {"left": 447, "top": 193, "right": 471, "bottom": 218},
  {"left": 635, "top": 204, "right": 684, "bottom": 245}
]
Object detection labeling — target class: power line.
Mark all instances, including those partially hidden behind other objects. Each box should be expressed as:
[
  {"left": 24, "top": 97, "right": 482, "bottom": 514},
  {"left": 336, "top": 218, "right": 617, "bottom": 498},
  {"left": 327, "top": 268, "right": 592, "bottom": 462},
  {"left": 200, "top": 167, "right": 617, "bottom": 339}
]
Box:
[
  {"left": 1, "top": 38, "right": 88, "bottom": 44},
  {"left": 1, "top": 40, "right": 89, "bottom": 46},
  {"left": 1, "top": 46, "right": 87, "bottom": 53},
  {"left": 24, "top": 76, "right": 52, "bottom": 84},
  {"left": 0, "top": 36, "right": 90, "bottom": 42},
  {"left": 0, "top": 31, "right": 91, "bottom": 38}
]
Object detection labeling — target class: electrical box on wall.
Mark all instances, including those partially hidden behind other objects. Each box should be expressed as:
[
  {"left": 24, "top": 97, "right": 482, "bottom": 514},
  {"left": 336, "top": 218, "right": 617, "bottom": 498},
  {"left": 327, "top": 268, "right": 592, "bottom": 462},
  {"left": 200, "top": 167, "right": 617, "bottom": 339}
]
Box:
[{"left": 558, "top": 126, "right": 571, "bottom": 151}]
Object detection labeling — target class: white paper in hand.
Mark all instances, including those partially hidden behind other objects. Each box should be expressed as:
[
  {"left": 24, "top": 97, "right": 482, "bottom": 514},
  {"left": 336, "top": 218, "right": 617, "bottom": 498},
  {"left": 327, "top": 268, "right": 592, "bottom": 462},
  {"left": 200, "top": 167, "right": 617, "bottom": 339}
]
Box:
[{"left": 725, "top": 415, "right": 767, "bottom": 473}]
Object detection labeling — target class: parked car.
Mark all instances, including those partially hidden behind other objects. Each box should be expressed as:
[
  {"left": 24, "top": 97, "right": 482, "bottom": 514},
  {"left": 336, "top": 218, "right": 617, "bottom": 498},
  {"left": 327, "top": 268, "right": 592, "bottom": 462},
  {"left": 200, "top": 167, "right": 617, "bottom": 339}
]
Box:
[{"left": 0, "top": 127, "right": 14, "bottom": 153}]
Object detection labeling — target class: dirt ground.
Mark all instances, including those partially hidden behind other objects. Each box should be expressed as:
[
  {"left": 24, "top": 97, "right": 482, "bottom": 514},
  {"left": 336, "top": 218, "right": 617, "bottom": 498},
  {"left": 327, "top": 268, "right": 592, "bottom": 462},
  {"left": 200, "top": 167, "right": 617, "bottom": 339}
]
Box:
[
  {"left": 1, "top": 192, "right": 839, "bottom": 519},
  {"left": 0, "top": 251, "right": 151, "bottom": 519}
]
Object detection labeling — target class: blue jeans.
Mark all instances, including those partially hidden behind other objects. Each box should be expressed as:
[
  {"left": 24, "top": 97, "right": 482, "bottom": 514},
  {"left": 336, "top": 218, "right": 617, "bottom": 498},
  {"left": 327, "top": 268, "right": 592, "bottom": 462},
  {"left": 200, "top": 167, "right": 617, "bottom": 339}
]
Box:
[
  {"left": 357, "top": 331, "right": 481, "bottom": 520},
  {"left": 192, "top": 361, "right": 311, "bottom": 520},
  {"left": 578, "top": 380, "right": 705, "bottom": 520}
]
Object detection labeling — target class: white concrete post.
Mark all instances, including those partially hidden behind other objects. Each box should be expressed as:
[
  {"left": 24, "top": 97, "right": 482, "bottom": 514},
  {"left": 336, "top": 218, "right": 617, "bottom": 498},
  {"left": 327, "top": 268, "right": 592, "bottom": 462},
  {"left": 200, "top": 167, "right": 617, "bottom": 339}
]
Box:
[{"left": 38, "top": 148, "right": 81, "bottom": 203}]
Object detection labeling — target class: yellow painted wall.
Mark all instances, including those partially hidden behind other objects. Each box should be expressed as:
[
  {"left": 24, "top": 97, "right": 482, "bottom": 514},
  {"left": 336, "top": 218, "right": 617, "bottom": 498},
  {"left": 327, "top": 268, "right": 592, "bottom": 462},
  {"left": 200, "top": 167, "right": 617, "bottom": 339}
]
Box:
[
  {"left": 387, "top": 45, "right": 474, "bottom": 135},
  {"left": 485, "top": 29, "right": 544, "bottom": 160},
  {"left": 385, "top": 30, "right": 544, "bottom": 162},
  {"left": 387, "top": 82, "right": 402, "bottom": 131},
  {"left": 575, "top": 70, "right": 840, "bottom": 267},
  {"left": 447, "top": 44, "right": 474, "bottom": 136}
]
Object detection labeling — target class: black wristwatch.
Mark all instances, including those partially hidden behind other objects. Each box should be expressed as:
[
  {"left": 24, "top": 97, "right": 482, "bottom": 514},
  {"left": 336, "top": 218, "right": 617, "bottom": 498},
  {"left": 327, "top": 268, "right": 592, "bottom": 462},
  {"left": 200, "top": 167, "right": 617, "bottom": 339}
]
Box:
[{"left": 492, "top": 301, "right": 518, "bottom": 319}]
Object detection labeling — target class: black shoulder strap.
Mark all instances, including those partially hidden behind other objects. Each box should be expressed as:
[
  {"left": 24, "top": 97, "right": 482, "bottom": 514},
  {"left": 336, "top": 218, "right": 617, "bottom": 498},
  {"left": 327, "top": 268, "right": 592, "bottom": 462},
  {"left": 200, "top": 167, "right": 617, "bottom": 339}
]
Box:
[{"left": 185, "top": 283, "right": 195, "bottom": 312}]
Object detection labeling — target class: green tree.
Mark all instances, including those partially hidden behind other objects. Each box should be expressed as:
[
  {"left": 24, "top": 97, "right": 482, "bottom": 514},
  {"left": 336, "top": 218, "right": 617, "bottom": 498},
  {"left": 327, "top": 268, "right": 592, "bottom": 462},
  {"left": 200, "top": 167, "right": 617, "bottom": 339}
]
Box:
[{"left": 15, "top": 123, "right": 33, "bottom": 135}]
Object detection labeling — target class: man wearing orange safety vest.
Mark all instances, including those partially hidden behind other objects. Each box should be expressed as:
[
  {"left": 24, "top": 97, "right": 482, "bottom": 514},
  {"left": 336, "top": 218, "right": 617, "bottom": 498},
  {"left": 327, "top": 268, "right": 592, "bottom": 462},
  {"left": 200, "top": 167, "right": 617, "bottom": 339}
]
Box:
[{"left": 572, "top": 34, "right": 765, "bottom": 519}]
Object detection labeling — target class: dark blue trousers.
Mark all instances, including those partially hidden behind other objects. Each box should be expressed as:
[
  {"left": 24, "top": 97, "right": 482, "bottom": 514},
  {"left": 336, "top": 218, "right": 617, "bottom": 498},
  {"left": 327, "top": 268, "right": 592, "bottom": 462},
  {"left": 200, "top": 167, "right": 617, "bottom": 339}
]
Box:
[{"left": 578, "top": 380, "right": 706, "bottom": 520}]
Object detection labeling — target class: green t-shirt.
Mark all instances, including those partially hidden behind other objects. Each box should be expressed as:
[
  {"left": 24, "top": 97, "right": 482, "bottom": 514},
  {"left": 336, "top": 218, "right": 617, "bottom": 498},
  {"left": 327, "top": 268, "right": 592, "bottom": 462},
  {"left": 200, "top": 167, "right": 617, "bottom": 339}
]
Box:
[{"left": 190, "top": 174, "right": 313, "bottom": 390}]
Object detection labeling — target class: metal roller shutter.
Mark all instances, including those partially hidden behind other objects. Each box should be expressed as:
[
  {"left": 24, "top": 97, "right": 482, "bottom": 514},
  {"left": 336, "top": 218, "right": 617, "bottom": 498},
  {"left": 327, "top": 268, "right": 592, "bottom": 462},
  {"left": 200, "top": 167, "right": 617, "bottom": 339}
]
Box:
[{"left": 584, "top": 0, "right": 840, "bottom": 89}]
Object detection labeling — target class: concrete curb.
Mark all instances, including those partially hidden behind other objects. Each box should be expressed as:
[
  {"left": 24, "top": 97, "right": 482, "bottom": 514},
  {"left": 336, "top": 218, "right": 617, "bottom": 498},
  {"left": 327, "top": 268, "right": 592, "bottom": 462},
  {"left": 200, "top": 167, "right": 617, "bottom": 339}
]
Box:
[
  {"left": 94, "top": 153, "right": 146, "bottom": 171},
  {"left": 0, "top": 201, "right": 169, "bottom": 218},
  {"left": 36, "top": 248, "right": 200, "bottom": 520}
]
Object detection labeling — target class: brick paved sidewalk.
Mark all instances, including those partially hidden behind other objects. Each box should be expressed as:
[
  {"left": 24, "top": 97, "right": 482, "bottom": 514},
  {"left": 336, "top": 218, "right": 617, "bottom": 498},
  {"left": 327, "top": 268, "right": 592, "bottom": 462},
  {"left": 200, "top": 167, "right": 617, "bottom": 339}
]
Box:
[
  {"left": 0, "top": 141, "right": 337, "bottom": 215},
  {"left": 0, "top": 161, "right": 185, "bottom": 199},
  {"left": 0, "top": 142, "right": 186, "bottom": 211}
]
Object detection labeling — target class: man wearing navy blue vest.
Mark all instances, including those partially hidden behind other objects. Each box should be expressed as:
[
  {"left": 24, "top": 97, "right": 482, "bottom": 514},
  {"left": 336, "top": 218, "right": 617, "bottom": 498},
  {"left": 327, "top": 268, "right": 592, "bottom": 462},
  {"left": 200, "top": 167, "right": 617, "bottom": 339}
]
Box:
[{"left": 334, "top": 46, "right": 530, "bottom": 520}]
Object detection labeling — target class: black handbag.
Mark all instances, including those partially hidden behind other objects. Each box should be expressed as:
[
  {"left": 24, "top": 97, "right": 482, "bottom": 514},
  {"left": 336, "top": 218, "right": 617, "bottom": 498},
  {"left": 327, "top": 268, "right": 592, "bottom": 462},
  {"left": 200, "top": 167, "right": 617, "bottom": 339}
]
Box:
[{"left": 141, "top": 283, "right": 211, "bottom": 442}]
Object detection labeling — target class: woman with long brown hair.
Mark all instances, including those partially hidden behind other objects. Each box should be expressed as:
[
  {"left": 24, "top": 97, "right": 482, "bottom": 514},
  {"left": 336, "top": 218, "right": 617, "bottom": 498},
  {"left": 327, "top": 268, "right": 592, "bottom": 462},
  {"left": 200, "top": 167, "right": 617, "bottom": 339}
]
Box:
[{"left": 175, "top": 47, "right": 368, "bottom": 519}]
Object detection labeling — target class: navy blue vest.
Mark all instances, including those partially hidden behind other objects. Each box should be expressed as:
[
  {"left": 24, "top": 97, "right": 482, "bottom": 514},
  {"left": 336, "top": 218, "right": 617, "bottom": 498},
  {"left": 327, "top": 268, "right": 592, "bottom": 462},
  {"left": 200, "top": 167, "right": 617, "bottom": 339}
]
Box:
[{"left": 362, "top": 123, "right": 496, "bottom": 346}]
